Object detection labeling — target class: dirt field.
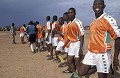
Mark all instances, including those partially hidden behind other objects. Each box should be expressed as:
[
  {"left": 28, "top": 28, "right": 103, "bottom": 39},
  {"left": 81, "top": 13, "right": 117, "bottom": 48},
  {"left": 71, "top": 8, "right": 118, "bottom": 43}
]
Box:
[{"left": 0, "top": 31, "right": 120, "bottom": 78}]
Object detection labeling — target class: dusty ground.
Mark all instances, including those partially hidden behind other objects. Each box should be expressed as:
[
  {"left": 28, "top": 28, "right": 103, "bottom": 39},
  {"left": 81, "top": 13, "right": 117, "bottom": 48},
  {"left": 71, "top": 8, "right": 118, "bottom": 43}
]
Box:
[{"left": 0, "top": 31, "right": 120, "bottom": 78}]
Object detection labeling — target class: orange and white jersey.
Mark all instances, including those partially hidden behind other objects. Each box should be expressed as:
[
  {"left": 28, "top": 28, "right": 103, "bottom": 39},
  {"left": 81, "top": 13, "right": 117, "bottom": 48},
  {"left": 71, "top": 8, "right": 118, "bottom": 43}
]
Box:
[
  {"left": 20, "top": 26, "right": 25, "bottom": 33},
  {"left": 63, "top": 23, "right": 71, "bottom": 48},
  {"left": 46, "top": 21, "right": 52, "bottom": 31},
  {"left": 52, "top": 21, "right": 60, "bottom": 37},
  {"left": 67, "top": 18, "right": 85, "bottom": 42},
  {"left": 58, "top": 24, "right": 65, "bottom": 41},
  {"left": 52, "top": 21, "right": 60, "bottom": 30},
  {"left": 88, "top": 13, "right": 118, "bottom": 53},
  {"left": 36, "top": 24, "right": 43, "bottom": 39}
]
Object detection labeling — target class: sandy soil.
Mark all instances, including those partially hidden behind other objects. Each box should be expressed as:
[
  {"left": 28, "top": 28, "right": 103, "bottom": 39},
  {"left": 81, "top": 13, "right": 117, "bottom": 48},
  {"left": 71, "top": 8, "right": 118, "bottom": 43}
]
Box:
[{"left": 0, "top": 31, "right": 120, "bottom": 78}]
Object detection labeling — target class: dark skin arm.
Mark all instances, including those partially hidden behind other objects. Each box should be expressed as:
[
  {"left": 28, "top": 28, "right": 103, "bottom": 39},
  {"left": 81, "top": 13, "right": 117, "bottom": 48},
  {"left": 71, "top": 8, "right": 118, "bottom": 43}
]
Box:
[
  {"left": 53, "top": 29, "right": 64, "bottom": 38},
  {"left": 79, "top": 35, "right": 84, "bottom": 54},
  {"left": 113, "top": 37, "right": 120, "bottom": 68},
  {"left": 47, "top": 30, "right": 51, "bottom": 35},
  {"left": 46, "top": 29, "right": 51, "bottom": 41},
  {"left": 62, "top": 38, "right": 70, "bottom": 50}
]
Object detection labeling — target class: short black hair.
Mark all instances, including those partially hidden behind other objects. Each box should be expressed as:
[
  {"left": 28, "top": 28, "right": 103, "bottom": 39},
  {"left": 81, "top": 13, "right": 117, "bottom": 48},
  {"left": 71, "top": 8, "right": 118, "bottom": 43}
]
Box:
[
  {"left": 12, "top": 23, "right": 15, "bottom": 26},
  {"left": 94, "top": 0, "right": 105, "bottom": 5},
  {"left": 36, "top": 21, "right": 39, "bottom": 24},
  {"left": 68, "top": 8, "right": 76, "bottom": 13},
  {"left": 59, "top": 17, "right": 63, "bottom": 20},
  {"left": 23, "top": 24, "right": 26, "bottom": 27},
  {"left": 64, "top": 12, "right": 68, "bottom": 15},
  {"left": 53, "top": 15, "right": 57, "bottom": 21},
  {"left": 28, "top": 21, "right": 34, "bottom": 25},
  {"left": 46, "top": 16, "right": 50, "bottom": 20}
]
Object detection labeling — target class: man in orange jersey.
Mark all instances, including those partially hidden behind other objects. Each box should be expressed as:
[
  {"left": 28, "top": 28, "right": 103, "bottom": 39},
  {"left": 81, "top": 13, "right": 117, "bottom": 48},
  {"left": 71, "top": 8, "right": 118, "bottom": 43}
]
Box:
[
  {"left": 61, "top": 12, "right": 73, "bottom": 73},
  {"left": 78, "top": 0, "right": 120, "bottom": 78},
  {"left": 35, "top": 21, "right": 44, "bottom": 52},
  {"left": 62, "top": 8, "right": 85, "bottom": 78},
  {"left": 19, "top": 25, "right": 25, "bottom": 44},
  {"left": 54, "top": 12, "right": 73, "bottom": 73},
  {"left": 47, "top": 15, "right": 60, "bottom": 60},
  {"left": 45, "top": 16, "right": 53, "bottom": 59},
  {"left": 53, "top": 17, "right": 64, "bottom": 63}
]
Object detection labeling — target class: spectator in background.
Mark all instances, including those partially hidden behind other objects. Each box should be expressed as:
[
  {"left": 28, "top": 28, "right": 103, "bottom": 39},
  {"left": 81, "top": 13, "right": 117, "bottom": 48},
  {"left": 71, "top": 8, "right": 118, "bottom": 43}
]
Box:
[
  {"left": 10, "top": 23, "right": 16, "bottom": 44},
  {"left": 19, "top": 25, "right": 25, "bottom": 44},
  {"left": 27, "top": 21, "right": 37, "bottom": 53}
]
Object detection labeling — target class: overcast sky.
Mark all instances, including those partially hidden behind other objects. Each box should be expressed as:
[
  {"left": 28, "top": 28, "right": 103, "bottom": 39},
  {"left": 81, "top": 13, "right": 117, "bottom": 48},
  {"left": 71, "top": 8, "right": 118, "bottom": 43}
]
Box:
[{"left": 0, "top": 0, "right": 120, "bottom": 27}]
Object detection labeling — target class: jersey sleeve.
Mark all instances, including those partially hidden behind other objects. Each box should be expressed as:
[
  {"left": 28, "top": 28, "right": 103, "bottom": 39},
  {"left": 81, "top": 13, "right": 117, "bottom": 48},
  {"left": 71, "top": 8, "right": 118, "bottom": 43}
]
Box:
[
  {"left": 104, "top": 15, "right": 120, "bottom": 38},
  {"left": 75, "top": 19, "right": 85, "bottom": 36}
]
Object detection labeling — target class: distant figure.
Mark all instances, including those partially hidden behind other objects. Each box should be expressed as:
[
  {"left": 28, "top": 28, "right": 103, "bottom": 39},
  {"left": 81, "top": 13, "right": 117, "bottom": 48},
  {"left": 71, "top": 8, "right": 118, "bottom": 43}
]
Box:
[
  {"left": 19, "top": 25, "right": 25, "bottom": 44},
  {"left": 10, "top": 23, "right": 16, "bottom": 44},
  {"left": 47, "top": 15, "right": 60, "bottom": 60},
  {"left": 35, "top": 21, "right": 44, "bottom": 52},
  {"left": 26, "top": 24, "right": 30, "bottom": 42},
  {"left": 23, "top": 24, "right": 28, "bottom": 41},
  {"left": 53, "top": 17, "right": 64, "bottom": 63},
  {"left": 27, "top": 21, "right": 37, "bottom": 53},
  {"left": 45, "top": 16, "right": 53, "bottom": 58}
]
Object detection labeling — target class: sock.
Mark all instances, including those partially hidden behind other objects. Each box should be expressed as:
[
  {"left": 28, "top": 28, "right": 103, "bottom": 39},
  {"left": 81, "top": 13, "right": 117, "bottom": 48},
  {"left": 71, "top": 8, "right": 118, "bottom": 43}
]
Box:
[
  {"left": 33, "top": 43, "right": 36, "bottom": 50},
  {"left": 30, "top": 44, "right": 34, "bottom": 52},
  {"left": 73, "top": 72, "right": 78, "bottom": 77},
  {"left": 73, "top": 72, "right": 82, "bottom": 78},
  {"left": 57, "top": 53, "right": 65, "bottom": 63},
  {"left": 48, "top": 52, "right": 51, "bottom": 55},
  {"left": 36, "top": 47, "right": 38, "bottom": 50}
]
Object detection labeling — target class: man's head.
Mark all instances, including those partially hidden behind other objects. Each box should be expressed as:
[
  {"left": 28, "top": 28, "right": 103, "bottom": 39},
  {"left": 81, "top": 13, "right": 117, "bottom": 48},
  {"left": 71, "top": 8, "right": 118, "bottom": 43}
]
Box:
[
  {"left": 93, "top": 0, "right": 106, "bottom": 14},
  {"left": 28, "top": 21, "right": 34, "bottom": 25},
  {"left": 36, "top": 21, "right": 39, "bottom": 24},
  {"left": 58, "top": 17, "right": 64, "bottom": 25},
  {"left": 12, "top": 23, "right": 15, "bottom": 26},
  {"left": 52, "top": 15, "right": 57, "bottom": 23},
  {"left": 63, "top": 12, "right": 68, "bottom": 22},
  {"left": 68, "top": 8, "right": 76, "bottom": 21},
  {"left": 46, "top": 16, "right": 50, "bottom": 21},
  {"left": 23, "top": 24, "right": 26, "bottom": 27}
]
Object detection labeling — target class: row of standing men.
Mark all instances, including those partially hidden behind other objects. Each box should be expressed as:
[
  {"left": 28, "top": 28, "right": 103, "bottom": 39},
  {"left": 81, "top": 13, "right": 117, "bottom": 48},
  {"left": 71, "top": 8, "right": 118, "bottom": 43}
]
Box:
[{"left": 10, "top": 1, "right": 120, "bottom": 78}]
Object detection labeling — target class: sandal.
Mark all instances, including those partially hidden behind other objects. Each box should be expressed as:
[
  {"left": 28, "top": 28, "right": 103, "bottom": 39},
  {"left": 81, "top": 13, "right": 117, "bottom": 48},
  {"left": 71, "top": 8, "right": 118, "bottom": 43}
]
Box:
[
  {"left": 58, "top": 62, "right": 66, "bottom": 67},
  {"left": 62, "top": 69, "right": 72, "bottom": 73}
]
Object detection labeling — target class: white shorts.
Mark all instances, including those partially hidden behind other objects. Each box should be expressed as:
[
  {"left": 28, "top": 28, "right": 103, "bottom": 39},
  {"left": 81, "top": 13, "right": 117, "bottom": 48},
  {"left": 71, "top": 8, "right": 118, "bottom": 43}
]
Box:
[
  {"left": 52, "top": 37, "right": 59, "bottom": 46},
  {"left": 56, "top": 41, "right": 69, "bottom": 53},
  {"left": 65, "top": 47, "right": 69, "bottom": 53},
  {"left": 46, "top": 35, "right": 52, "bottom": 44},
  {"left": 82, "top": 50, "right": 112, "bottom": 73},
  {"left": 56, "top": 41, "right": 64, "bottom": 52},
  {"left": 68, "top": 41, "right": 80, "bottom": 58},
  {"left": 20, "top": 33, "right": 24, "bottom": 37},
  {"left": 36, "top": 38, "right": 43, "bottom": 43}
]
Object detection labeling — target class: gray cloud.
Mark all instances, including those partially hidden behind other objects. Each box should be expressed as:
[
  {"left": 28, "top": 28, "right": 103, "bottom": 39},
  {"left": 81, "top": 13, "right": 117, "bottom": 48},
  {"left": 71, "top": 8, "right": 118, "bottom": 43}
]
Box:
[{"left": 0, "top": 0, "right": 120, "bottom": 27}]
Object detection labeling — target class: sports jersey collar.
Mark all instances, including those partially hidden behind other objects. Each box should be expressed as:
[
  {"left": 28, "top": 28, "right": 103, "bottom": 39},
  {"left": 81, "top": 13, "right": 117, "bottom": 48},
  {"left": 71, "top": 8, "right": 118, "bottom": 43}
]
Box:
[
  {"left": 96, "top": 12, "right": 106, "bottom": 20},
  {"left": 64, "top": 21, "right": 67, "bottom": 25},
  {"left": 71, "top": 18, "right": 76, "bottom": 23}
]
